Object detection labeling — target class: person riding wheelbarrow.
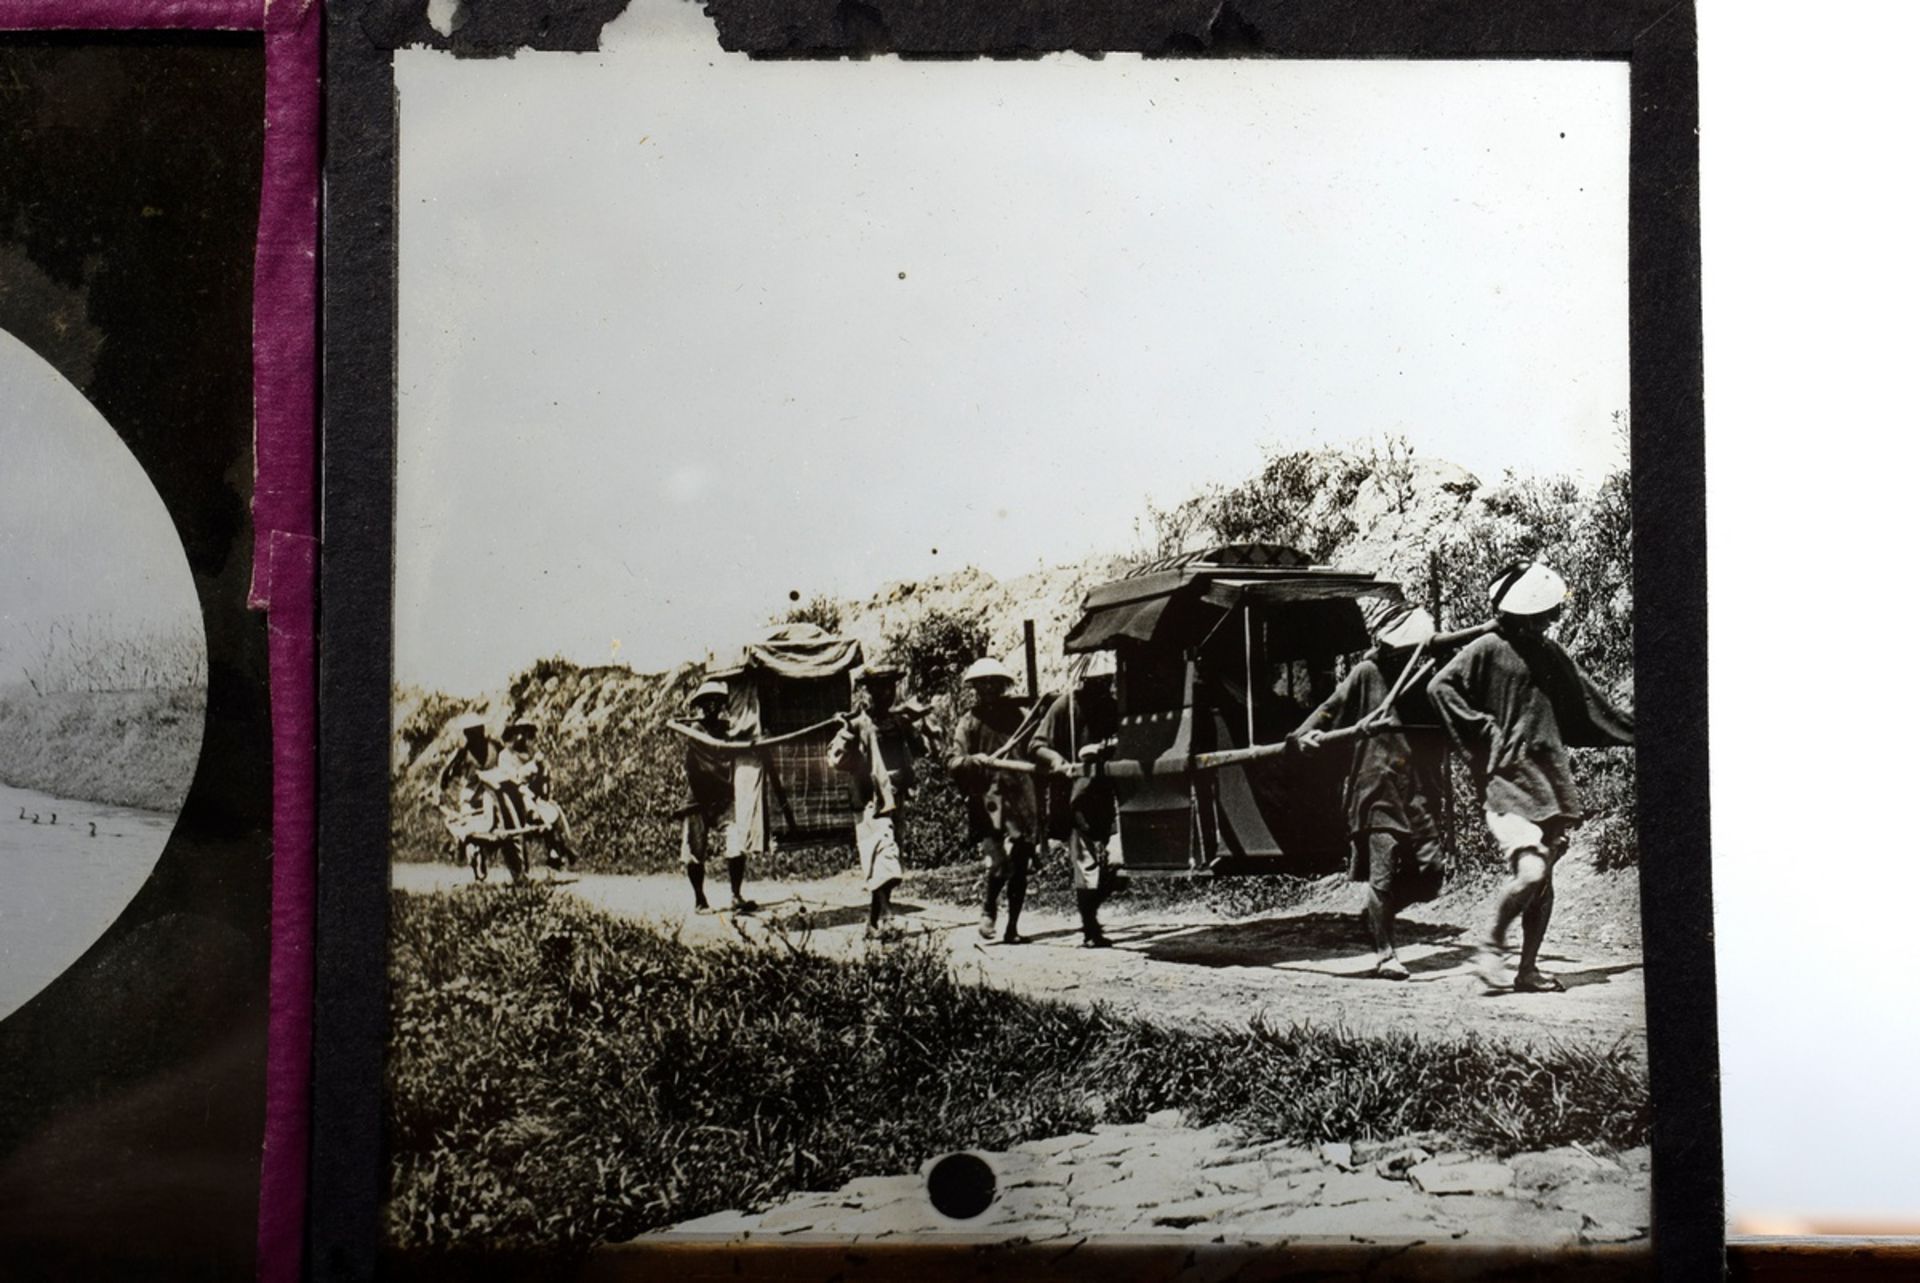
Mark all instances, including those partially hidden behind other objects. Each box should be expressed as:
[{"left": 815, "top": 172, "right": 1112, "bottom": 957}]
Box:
[
  {"left": 439, "top": 711, "right": 519, "bottom": 881},
  {"left": 499, "top": 717, "right": 582, "bottom": 878},
  {"left": 438, "top": 710, "right": 562, "bottom": 884}
]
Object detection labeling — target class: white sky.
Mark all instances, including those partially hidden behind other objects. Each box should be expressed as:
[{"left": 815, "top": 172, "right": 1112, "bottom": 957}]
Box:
[
  {"left": 395, "top": 1, "right": 1627, "bottom": 692},
  {"left": 0, "top": 330, "right": 201, "bottom": 686}
]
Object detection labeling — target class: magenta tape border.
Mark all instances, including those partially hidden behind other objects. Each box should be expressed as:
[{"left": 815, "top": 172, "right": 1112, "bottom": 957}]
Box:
[
  {"left": 1, "top": 4, "right": 322, "bottom": 1282},
  {"left": 252, "top": 6, "right": 324, "bottom": 1274}
]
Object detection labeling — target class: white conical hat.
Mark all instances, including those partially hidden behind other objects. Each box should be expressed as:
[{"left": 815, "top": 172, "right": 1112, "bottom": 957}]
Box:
[
  {"left": 1082, "top": 649, "right": 1117, "bottom": 680},
  {"left": 1490, "top": 562, "right": 1569, "bottom": 616},
  {"left": 690, "top": 679, "right": 730, "bottom": 707},
  {"left": 1375, "top": 605, "right": 1436, "bottom": 649},
  {"left": 962, "top": 656, "right": 1017, "bottom": 685}
]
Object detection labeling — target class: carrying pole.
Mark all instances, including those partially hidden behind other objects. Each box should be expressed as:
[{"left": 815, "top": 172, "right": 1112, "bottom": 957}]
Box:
[
  {"left": 1023, "top": 619, "right": 1039, "bottom": 704},
  {"left": 976, "top": 712, "right": 1448, "bottom": 779},
  {"left": 1430, "top": 549, "right": 1455, "bottom": 851},
  {"left": 1242, "top": 607, "right": 1256, "bottom": 749}
]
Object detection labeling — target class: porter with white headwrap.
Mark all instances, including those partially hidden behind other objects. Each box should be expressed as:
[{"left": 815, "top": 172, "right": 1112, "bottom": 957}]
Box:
[{"left": 1428, "top": 561, "right": 1634, "bottom": 992}]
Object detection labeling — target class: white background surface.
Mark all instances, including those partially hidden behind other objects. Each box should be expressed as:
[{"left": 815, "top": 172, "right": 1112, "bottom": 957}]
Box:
[{"left": 1701, "top": 0, "right": 1920, "bottom": 1224}]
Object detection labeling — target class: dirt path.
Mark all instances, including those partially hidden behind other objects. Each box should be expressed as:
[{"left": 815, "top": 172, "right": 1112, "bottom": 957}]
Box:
[{"left": 391, "top": 858, "right": 1645, "bottom": 1051}]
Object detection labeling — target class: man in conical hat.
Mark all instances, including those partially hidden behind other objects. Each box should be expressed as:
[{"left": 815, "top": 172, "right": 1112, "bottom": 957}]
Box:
[
  {"left": 1293, "top": 602, "right": 1448, "bottom": 979},
  {"left": 1429, "top": 561, "right": 1634, "bottom": 993},
  {"left": 948, "top": 656, "right": 1039, "bottom": 944},
  {"left": 681, "top": 678, "right": 755, "bottom": 914}
]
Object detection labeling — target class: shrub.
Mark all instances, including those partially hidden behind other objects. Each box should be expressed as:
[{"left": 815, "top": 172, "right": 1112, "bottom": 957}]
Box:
[
  {"left": 12, "top": 612, "right": 205, "bottom": 694},
  {"left": 777, "top": 595, "right": 844, "bottom": 635},
  {"left": 1134, "top": 487, "right": 1220, "bottom": 561},
  {"left": 1203, "top": 447, "right": 1373, "bottom": 562},
  {"left": 882, "top": 607, "right": 991, "bottom": 710},
  {"left": 898, "top": 764, "right": 974, "bottom": 870},
  {"left": 1427, "top": 466, "right": 1633, "bottom": 693},
  {"left": 1361, "top": 433, "right": 1420, "bottom": 515}
]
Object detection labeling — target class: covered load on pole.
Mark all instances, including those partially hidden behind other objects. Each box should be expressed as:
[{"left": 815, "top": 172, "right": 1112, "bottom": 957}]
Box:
[{"left": 686, "top": 621, "right": 867, "bottom": 851}]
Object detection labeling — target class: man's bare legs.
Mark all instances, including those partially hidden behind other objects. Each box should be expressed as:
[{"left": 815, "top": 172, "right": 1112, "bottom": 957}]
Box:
[
  {"left": 1365, "top": 886, "right": 1410, "bottom": 979},
  {"left": 1514, "top": 863, "right": 1560, "bottom": 990},
  {"left": 1476, "top": 850, "right": 1560, "bottom": 990},
  {"left": 1363, "top": 833, "right": 1409, "bottom": 979},
  {"left": 725, "top": 854, "right": 755, "bottom": 912}
]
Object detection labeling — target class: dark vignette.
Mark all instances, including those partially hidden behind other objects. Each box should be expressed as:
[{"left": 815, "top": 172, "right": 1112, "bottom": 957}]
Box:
[
  {"left": 318, "top": 2, "right": 1716, "bottom": 1280},
  {"left": 0, "top": 32, "right": 270, "bottom": 1282}
]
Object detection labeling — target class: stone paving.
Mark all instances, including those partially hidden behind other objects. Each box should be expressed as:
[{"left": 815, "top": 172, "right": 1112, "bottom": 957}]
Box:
[{"left": 655, "top": 1112, "right": 1651, "bottom": 1247}]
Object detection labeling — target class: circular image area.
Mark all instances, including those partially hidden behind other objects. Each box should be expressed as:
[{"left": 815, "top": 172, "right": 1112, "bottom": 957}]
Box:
[{"left": 0, "top": 329, "right": 206, "bottom": 1023}]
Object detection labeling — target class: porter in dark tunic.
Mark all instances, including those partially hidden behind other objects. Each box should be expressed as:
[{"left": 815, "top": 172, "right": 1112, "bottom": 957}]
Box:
[
  {"left": 1296, "top": 655, "right": 1447, "bottom": 901},
  {"left": 679, "top": 688, "right": 757, "bottom": 914},
  {"left": 1427, "top": 628, "right": 1634, "bottom": 826},
  {"left": 1429, "top": 616, "right": 1634, "bottom": 992},
  {"left": 1030, "top": 678, "right": 1119, "bottom": 947},
  {"left": 1295, "top": 651, "right": 1448, "bottom": 977},
  {"left": 948, "top": 695, "right": 1041, "bottom": 942}
]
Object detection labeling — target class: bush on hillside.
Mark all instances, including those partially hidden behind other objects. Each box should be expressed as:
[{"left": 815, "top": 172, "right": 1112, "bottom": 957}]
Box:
[
  {"left": 1199, "top": 447, "right": 1373, "bottom": 563},
  {"left": 11, "top": 613, "right": 204, "bottom": 695},
  {"left": 395, "top": 690, "right": 479, "bottom": 769},
  {"left": 882, "top": 606, "right": 992, "bottom": 710},
  {"left": 874, "top": 607, "right": 1000, "bottom": 870},
  {"left": 1428, "top": 467, "right": 1634, "bottom": 693},
  {"left": 777, "top": 595, "right": 844, "bottom": 635},
  {"left": 0, "top": 684, "right": 204, "bottom": 811}
]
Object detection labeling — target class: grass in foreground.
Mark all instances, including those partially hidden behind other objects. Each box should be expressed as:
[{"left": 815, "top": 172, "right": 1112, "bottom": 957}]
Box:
[{"left": 387, "top": 886, "right": 1649, "bottom": 1251}]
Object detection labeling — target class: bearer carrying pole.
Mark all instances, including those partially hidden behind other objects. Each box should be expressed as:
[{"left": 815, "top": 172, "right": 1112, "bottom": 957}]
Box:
[{"left": 973, "top": 619, "right": 1490, "bottom": 781}]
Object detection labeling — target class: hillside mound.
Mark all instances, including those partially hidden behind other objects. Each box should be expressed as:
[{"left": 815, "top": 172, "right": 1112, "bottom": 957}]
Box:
[
  {"left": 0, "top": 685, "right": 204, "bottom": 812},
  {"left": 390, "top": 444, "right": 1635, "bottom": 880}
]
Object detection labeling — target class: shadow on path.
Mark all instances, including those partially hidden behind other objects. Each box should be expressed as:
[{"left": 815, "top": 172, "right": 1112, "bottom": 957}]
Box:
[
  {"left": 766, "top": 899, "right": 931, "bottom": 933},
  {"left": 1130, "top": 912, "right": 1465, "bottom": 968},
  {"left": 1479, "top": 960, "right": 1644, "bottom": 996}
]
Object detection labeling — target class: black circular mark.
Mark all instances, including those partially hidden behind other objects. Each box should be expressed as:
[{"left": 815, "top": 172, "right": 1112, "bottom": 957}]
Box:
[
  {"left": 926, "top": 1152, "right": 996, "bottom": 1220},
  {"left": 897, "top": 270, "right": 907, "bottom": 280},
  {"left": 788, "top": 589, "right": 800, "bottom": 601}
]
